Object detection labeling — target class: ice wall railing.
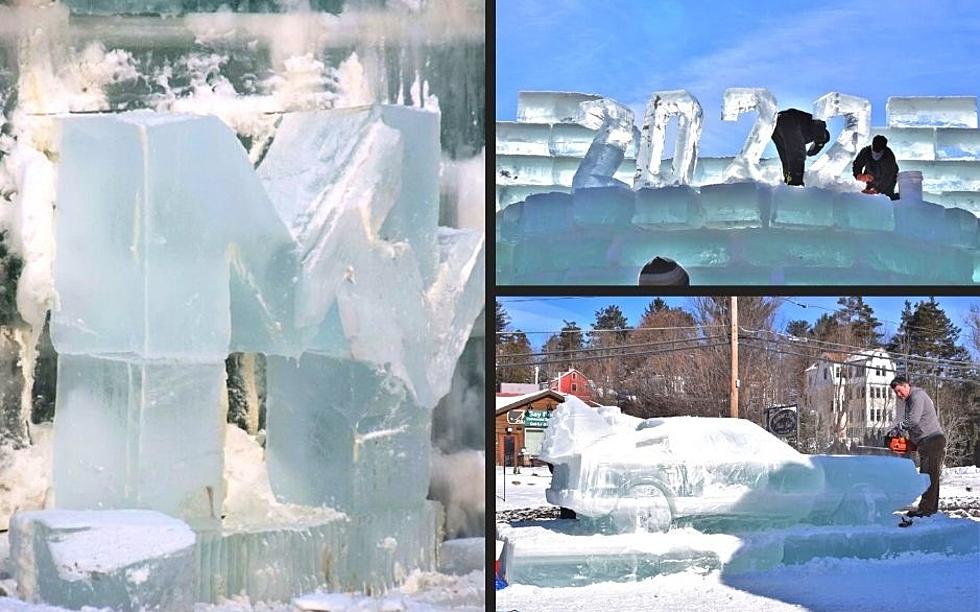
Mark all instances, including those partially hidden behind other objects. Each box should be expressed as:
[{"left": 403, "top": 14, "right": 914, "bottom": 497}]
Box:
[{"left": 496, "top": 90, "right": 980, "bottom": 285}]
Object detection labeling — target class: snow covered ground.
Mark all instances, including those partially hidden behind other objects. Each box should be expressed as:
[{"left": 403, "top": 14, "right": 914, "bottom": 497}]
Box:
[
  {"left": 495, "top": 466, "right": 552, "bottom": 511},
  {"left": 496, "top": 464, "right": 980, "bottom": 611}
]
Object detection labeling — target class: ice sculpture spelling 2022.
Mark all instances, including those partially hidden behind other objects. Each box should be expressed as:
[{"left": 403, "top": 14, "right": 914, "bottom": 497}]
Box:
[
  {"left": 496, "top": 89, "right": 980, "bottom": 285},
  {"left": 496, "top": 398, "right": 980, "bottom": 588},
  {"left": 11, "top": 105, "right": 483, "bottom": 609}
]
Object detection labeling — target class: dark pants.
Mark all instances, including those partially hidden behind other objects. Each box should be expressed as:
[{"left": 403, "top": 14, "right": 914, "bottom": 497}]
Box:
[
  {"left": 772, "top": 124, "right": 806, "bottom": 186},
  {"left": 916, "top": 434, "right": 946, "bottom": 515}
]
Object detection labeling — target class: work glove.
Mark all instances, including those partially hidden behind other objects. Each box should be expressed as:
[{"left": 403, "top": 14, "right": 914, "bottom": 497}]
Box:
[{"left": 886, "top": 426, "right": 903, "bottom": 439}]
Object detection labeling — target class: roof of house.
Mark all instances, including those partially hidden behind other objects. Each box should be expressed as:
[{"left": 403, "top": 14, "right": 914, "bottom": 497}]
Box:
[{"left": 495, "top": 389, "right": 566, "bottom": 415}]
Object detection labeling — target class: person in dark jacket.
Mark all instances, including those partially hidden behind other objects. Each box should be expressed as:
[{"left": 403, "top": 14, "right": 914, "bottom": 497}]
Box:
[
  {"left": 888, "top": 376, "right": 946, "bottom": 517},
  {"left": 852, "top": 135, "right": 899, "bottom": 200},
  {"left": 771, "top": 109, "right": 830, "bottom": 186}
]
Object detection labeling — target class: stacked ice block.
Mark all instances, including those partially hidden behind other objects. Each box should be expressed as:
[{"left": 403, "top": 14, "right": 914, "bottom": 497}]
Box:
[
  {"left": 37, "top": 105, "right": 485, "bottom": 606},
  {"left": 52, "top": 113, "right": 301, "bottom": 528},
  {"left": 497, "top": 93, "right": 980, "bottom": 213}
]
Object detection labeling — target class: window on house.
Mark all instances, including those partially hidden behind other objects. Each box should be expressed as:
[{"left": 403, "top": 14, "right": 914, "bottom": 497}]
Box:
[
  {"left": 572, "top": 372, "right": 576, "bottom": 379},
  {"left": 835, "top": 366, "right": 840, "bottom": 378},
  {"left": 571, "top": 383, "right": 577, "bottom": 392}
]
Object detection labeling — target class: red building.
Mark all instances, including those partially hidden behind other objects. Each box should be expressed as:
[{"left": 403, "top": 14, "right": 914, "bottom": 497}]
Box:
[{"left": 548, "top": 368, "right": 594, "bottom": 402}]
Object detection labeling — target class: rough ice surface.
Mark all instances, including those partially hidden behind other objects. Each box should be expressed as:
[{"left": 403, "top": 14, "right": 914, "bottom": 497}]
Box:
[
  {"left": 497, "top": 516, "right": 980, "bottom": 588},
  {"left": 194, "top": 503, "right": 441, "bottom": 603},
  {"left": 634, "top": 90, "right": 703, "bottom": 188},
  {"left": 438, "top": 537, "right": 485, "bottom": 575},
  {"left": 10, "top": 510, "right": 195, "bottom": 611},
  {"left": 517, "top": 91, "right": 603, "bottom": 123},
  {"left": 53, "top": 112, "right": 301, "bottom": 359},
  {"left": 540, "top": 398, "right": 928, "bottom": 533},
  {"left": 935, "top": 128, "right": 980, "bottom": 160},
  {"left": 266, "top": 354, "right": 430, "bottom": 512},
  {"left": 887, "top": 96, "right": 978, "bottom": 128},
  {"left": 52, "top": 355, "right": 226, "bottom": 528},
  {"left": 571, "top": 98, "right": 635, "bottom": 190},
  {"left": 807, "top": 92, "right": 871, "bottom": 189},
  {"left": 720, "top": 88, "right": 778, "bottom": 183}
]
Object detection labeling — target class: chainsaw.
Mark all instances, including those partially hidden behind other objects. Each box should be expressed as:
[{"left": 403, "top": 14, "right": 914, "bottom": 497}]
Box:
[{"left": 856, "top": 433, "right": 917, "bottom": 455}]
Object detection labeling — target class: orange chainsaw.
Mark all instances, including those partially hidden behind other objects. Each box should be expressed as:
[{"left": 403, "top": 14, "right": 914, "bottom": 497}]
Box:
[{"left": 886, "top": 433, "right": 916, "bottom": 455}]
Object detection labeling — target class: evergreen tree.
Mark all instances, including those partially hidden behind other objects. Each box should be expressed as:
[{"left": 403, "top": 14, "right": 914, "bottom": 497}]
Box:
[
  {"left": 589, "top": 304, "right": 629, "bottom": 343},
  {"left": 496, "top": 331, "right": 535, "bottom": 384},
  {"left": 495, "top": 300, "right": 510, "bottom": 337},
  {"left": 541, "top": 320, "right": 584, "bottom": 377},
  {"left": 834, "top": 296, "right": 882, "bottom": 347},
  {"left": 785, "top": 319, "right": 811, "bottom": 338}
]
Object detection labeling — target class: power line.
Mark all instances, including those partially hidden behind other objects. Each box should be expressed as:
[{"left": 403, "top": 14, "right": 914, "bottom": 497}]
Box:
[
  {"left": 499, "top": 342, "right": 731, "bottom": 368},
  {"left": 496, "top": 324, "right": 724, "bottom": 335},
  {"left": 738, "top": 338, "right": 979, "bottom": 384},
  {"left": 776, "top": 297, "right": 965, "bottom": 339},
  {"left": 746, "top": 328, "right": 977, "bottom": 367},
  {"left": 497, "top": 335, "right": 725, "bottom": 360}
]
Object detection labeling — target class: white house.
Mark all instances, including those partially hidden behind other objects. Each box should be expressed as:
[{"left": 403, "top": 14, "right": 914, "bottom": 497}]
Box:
[{"left": 803, "top": 349, "right": 897, "bottom": 445}]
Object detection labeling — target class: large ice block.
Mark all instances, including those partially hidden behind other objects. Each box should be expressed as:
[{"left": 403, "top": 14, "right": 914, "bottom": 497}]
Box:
[
  {"left": 635, "top": 90, "right": 703, "bottom": 188},
  {"left": 495, "top": 121, "right": 552, "bottom": 156},
  {"left": 194, "top": 502, "right": 441, "bottom": 603},
  {"left": 808, "top": 92, "right": 871, "bottom": 188},
  {"left": 720, "top": 88, "right": 778, "bottom": 183},
  {"left": 265, "top": 354, "right": 430, "bottom": 512},
  {"left": 53, "top": 355, "right": 226, "bottom": 527},
  {"left": 52, "top": 112, "right": 300, "bottom": 359},
  {"left": 886, "top": 96, "right": 978, "bottom": 128},
  {"left": 10, "top": 510, "right": 195, "bottom": 611},
  {"left": 572, "top": 98, "right": 635, "bottom": 190},
  {"left": 498, "top": 515, "right": 980, "bottom": 588},
  {"left": 935, "top": 128, "right": 980, "bottom": 160},
  {"left": 699, "top": 182, "right": 771, "bottom": 229},
  {"left": 517, "top": 91, "right": 603, "bottom": 123},
  {"left": 258, "top": 105, "right": 440, "bottom": 306},
  {"left": 871, "top": 127, "right": 937, "bottom": 161},
  {"left": 540, "top": 398, "right": 928, "bottom": 533}
]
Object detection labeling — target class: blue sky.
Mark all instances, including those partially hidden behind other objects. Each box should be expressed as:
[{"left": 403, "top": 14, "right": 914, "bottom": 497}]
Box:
[
  {"left": 497, "top": 296, "right": 978, "bottom": 354},
  {"left": 496, "top": 0, "right": 980, "bottom": 156}
]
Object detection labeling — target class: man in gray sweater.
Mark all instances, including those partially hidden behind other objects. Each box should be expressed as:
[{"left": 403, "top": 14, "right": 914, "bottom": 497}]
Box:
[{"left": 888, "top": 376, "right": 946, "bottom": 516}]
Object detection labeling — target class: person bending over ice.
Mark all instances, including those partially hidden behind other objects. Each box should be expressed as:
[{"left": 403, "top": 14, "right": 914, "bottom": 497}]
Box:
[
  {"left": 771, "top": 108, "right": 830, "bottom": 186},
  {"left": 852, "top": 135, "right": 899, "bottom": 200},
  {"left": 887, "top": 376, "right": 945, "bottom": 517}
]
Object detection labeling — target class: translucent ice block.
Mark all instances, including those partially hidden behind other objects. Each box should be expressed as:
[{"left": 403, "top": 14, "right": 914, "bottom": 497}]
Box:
[
  {"left": 770, "top": 184, "right": 836, "bottom": 228},
  {"left": 495, "top": 121, "right": 552, "bottom": 156},
  {"left": 265, "top": 354, "right": 431, "bottom": 512},
  {"left": 438, "top": 537, "right": 486, "bottom": 575},
  {"left": 572, "top": 98, "right": 635, "bottom": 190},
  {"left": 834, "top": 191, "right": 896, "bottom": 232},
  {"left": 886, "top": 96, "right": 978, "bottom": 128},
  {"left": 871, "top": 127, "right": 937, "bottom": 161},
  {"left": 53, "top": 355, "right": 226, "bottom": 527},
  {"left": 935, "top": 128, "right": 980, "bottom": 160},
  {"left": 571, "top": 185, "right": 636, "bottom": 228},
  {"left": 52, "top": 112, "right": 299, "bottom": 359},
  {"left": 808, "top": 92, "right": 871, "bottom": 188},
  {"left": 635, "top": 90, "right": 703, "bottom": 188},
  {"left": 10, "top": 510, "right": 195, "bottom": 611},
  {"left": 720, "top": 88, "right": 778, "bottom": 183},
  {"left": 194, "top": 503, "right": 441, "bottom": 603},
  {"left": 632, "top": 185, "right": 702, "bottom": 228},
  {"left": 258, "top": 105, "right": 441, "bottom": 309},
  {"left": 517, "top": 91, "right": 603, "bottom": 123},
  {"left": 699, "top": 182, "right": 771, "bottom": 229}
]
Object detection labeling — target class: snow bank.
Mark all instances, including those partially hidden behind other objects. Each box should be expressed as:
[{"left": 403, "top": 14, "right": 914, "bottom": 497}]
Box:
[{"left": 0, "top": 423, "right": 53, "bottom": 531}]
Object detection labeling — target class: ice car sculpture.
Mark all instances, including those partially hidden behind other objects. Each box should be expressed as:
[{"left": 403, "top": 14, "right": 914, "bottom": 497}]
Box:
[{"left": 540, "top": 397, "right": 929, "bottom": 533}]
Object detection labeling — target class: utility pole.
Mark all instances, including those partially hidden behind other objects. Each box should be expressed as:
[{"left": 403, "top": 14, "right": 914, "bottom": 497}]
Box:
[{"left": 730, "top": 296, "right": 739, "bottom": 418}]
